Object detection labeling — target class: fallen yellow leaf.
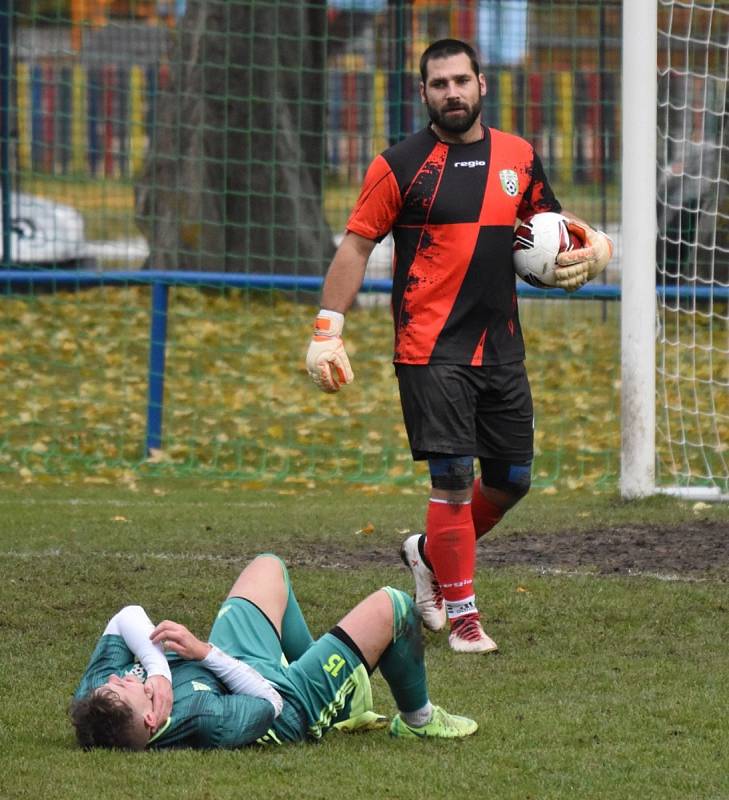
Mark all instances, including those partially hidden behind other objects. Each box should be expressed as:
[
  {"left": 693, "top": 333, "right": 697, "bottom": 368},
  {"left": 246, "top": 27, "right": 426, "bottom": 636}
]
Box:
[{"left": 356, "top": 522, "right": 376, "bottom": 536}]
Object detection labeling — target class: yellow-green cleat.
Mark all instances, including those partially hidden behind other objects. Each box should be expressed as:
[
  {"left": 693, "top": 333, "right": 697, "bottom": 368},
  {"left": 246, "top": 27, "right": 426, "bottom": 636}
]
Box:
[
  {"left": 333, "top": 710, "right": 389, "bottom": 733},
  {"left": 389, "top": 705, "right": 478, "bottom": 739}
]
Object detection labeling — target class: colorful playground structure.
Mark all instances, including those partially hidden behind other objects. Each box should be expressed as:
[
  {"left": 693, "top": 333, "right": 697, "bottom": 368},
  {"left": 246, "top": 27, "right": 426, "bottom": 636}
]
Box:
[{"left": 14, "top": 57, "right": 619, "bottom": 186}]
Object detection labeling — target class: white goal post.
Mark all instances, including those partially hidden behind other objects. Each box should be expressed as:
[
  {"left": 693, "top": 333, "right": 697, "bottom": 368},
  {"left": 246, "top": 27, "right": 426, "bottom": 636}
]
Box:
[
  {"left": 621, "top": 0, "right": 657, "bottom": 499},
  {"left": 621, "top": 0, "right": 729, "bottom": 501}
]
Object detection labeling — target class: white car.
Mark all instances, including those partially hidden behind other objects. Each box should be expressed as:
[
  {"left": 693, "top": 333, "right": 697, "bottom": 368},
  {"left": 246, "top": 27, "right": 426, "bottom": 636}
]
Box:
[{"left": 0, "top": 191, "right": 95, "bottom": 268}]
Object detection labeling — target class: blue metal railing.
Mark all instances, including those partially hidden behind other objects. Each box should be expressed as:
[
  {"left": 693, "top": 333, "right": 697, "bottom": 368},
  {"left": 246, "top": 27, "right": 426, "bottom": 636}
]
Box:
[{"left": 0, "top": 268, "right": 631, "bottom": 295}]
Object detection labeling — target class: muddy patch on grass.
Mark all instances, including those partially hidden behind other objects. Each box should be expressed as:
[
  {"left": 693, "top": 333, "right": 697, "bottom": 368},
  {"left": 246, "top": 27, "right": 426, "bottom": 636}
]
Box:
[
  {"left": 477, "top": 520, "right": 729, "bottom": 577},
  {"left": 284, "top": 520, "right": 729, "bottom": 579}
]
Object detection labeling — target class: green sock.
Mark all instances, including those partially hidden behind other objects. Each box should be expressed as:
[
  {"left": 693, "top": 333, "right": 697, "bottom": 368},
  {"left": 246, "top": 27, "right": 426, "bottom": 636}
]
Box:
[{"left": 378, "top": 587, "right": 429, "bottom": 713}]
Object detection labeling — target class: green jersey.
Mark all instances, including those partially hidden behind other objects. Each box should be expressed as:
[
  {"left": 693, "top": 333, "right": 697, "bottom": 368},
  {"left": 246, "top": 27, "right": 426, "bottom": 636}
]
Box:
[{"left": 74, "top": 633, "right": 307, "bottom": 748}]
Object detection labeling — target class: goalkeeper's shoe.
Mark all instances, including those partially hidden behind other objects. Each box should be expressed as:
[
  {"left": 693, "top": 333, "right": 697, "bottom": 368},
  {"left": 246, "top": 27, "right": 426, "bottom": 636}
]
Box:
[
  {"left": 389, "top": 706, "right": 478, "bottom": 739},
  {"left": 448, "top": 613, "right": 498, "bottom": 654},
  {"left": 333, "top": 711, "right": 389, "bottom": 733},
  {"left": 400, "top": 534, "right": 447, "bottom": 632}
]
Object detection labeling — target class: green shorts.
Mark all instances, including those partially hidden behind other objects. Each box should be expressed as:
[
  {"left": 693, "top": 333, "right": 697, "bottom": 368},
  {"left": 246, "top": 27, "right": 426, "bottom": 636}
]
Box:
[{"left": 209, "top": 597, "right": 373, "bottom": 741}]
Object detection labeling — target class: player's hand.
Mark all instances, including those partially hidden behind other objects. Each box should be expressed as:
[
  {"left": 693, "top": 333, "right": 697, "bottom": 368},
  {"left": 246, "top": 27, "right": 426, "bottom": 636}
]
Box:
[
  {"left": 145, "top": 674, "right": 173, "bottom": 730},
  {"left": 555, "top": 222, "right": 613, "bottom": 292},
  {"left": 554, "top": 258, "right": 591, "bottom": 292},
  {"left": 305, "top": 310, "right": 354, "bottom": 393},
  {"left": 151, "top": 620, "right": 212, "bottom": 662}
]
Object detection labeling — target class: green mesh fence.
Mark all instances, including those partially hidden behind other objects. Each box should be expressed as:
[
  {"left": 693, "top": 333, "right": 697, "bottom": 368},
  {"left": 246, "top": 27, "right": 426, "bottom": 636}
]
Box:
[
  {"left": 3, "top": 1, "right": 625, "bottom": 488},
  {"left": 1, "top": 286, "right": 621, "bottom": 489}
]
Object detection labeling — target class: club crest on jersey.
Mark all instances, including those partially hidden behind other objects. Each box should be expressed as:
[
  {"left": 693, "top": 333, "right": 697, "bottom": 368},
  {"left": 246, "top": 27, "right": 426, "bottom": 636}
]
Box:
[
  {"left": 499, "top": 169, "right": 519, "bottom": 197},
  {"left": 127, "top": 662, "right": 146, "bottom": 680}
]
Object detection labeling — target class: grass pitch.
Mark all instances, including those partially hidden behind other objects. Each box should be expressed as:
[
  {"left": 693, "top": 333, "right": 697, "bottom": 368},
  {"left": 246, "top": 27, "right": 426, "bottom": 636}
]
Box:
[{"left": 2, "top": 485, "right": 729, "bottom": 799}]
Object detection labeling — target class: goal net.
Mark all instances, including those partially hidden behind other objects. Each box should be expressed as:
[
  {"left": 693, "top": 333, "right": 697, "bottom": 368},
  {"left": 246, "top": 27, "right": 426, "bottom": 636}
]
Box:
[{"left": 655, "top": 0, "right": 729, "bottom": 499}]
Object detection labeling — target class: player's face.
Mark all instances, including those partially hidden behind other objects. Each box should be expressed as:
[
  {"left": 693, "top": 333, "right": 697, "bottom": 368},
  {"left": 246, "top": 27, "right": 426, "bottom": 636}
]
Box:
[
  {"left": 100, "top": 673, "right": 154, "bottom": 718},
  {"left": 420, "top": 53, "right": 486, "bottom": 138}
]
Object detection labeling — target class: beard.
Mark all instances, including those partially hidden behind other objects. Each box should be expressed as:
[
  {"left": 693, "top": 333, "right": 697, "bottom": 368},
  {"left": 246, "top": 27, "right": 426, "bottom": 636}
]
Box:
[{"left": 426, "top": 96, "right": 482, "bottom": 134}]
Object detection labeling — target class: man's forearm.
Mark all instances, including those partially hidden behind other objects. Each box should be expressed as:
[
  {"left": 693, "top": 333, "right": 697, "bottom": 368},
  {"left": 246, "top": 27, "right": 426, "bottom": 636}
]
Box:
[
  {"left": 306, "top": 231, "right": 376, "bottom": 393},
  {"left": 320, "top": 232, "right": 375, "bottom": 312}
]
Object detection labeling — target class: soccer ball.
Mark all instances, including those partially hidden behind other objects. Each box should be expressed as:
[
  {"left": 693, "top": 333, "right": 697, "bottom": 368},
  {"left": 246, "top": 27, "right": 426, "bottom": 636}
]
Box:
[{"left": 512, "top": 212, "right": 581, "bottom": 288}]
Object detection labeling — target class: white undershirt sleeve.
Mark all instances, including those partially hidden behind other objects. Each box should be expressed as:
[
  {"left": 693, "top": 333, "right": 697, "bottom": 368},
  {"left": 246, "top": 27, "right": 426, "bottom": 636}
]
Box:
[
  {"left": 103, "top": 605, "right": 172, "bottom": 682},
  {"left": 201, "top": 645, "right": 283, "bottom": 717}
]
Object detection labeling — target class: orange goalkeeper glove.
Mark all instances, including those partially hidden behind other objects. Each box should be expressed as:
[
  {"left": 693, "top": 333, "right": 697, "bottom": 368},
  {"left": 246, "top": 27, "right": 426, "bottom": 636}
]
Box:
[
  {"left": 554, "top": 222, "right": 613, "bottom": 292},
  {"left": 305, "top": 310, "right": 354, "bottom": 393}
]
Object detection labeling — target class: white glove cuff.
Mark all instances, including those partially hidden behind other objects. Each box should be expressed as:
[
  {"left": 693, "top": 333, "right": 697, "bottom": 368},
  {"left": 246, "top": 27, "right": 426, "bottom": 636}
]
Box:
[
  {"left": 596, "top": 229, "right": 613, "bottom": 246},
  {"left": 315, "top": 309, "right": 345, "bottom": 337}
]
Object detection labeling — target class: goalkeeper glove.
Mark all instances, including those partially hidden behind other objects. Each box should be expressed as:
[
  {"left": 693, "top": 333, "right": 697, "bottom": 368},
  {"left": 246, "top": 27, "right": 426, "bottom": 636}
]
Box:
[
  {"left": 306, "top": 310, "right": 354, "bottom": 393},
  {"left": 554, "top": 222, "right": 613, "bottom": 292}
]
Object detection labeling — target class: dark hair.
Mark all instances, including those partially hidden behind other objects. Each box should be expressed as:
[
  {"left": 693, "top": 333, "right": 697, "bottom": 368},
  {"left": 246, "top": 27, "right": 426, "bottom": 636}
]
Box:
[
  {"left": 419, "top": 39, "right": 481, "bottom": 84},
  {"left": 70, "top": 689, "right": 142, "bottom": 751}
]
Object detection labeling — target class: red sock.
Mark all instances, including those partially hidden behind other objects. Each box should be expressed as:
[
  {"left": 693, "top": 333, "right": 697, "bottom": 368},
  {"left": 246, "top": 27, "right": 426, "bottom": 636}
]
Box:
[
  {"left": 471, "top": 478, "right": 504, "bottom": 540},
  {"left": 423, "top": 499, "right": 475, "bottom": 603}
]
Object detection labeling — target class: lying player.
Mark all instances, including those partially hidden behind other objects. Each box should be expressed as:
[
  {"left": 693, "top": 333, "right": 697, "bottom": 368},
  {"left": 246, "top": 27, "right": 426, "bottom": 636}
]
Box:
[{"left": 70, "top": 553, "right": 477, "bottom": 749}]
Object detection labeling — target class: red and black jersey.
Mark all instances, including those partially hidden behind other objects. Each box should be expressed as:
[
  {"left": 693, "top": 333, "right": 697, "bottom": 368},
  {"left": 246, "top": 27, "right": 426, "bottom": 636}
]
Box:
[{"left": 346, "top": 125, "right": 561, "bottom": 365}]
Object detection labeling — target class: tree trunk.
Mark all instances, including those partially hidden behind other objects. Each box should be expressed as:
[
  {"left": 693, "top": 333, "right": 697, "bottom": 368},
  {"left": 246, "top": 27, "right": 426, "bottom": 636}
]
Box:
[{"left": 135, "top": 0, "right": 335, "bottom": 277}]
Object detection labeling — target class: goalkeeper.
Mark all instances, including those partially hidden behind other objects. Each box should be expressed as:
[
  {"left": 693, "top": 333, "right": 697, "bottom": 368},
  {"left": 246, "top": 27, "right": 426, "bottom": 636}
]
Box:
[
  {"left": 306, "top": 38, "right": 613, "bottom": 655},
  {"left": 70, "top": 553, "right": 477, "bottom": 750}
]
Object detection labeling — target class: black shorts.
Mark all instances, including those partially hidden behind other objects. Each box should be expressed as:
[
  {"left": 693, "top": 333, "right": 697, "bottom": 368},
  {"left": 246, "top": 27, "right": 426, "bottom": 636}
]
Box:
[{"left": 395, "top": 362, "right": 534, "bottom": 461}]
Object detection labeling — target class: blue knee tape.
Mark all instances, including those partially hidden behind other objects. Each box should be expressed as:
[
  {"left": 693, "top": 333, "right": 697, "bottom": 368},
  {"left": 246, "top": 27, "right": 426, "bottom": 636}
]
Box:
[
  {"left": 428, "top": 456, "right": 474, "bottom": 491},
  {"left": 479, "top": 458, "right": 532, "bottom": 498}
]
